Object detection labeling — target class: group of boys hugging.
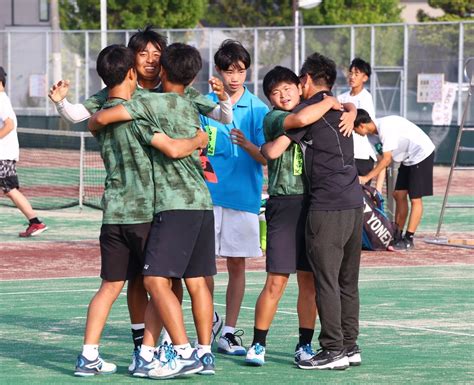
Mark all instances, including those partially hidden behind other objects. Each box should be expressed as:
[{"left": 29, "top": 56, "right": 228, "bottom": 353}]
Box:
[{"left": 43, "top": 25, "right": 434, "bottom": 380}]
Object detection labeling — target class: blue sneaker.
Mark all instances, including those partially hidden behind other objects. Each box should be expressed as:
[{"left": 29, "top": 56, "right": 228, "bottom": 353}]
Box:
[
  {"left": 148, "top": 345, "right": 203, "bottom": 379},
  {"left": 245, "top": 343, "right": 265, "bottom": 366},
  {"left": 198, "top": 352, "right": 215, "bottom": 375},
  {"left": 74, "top": 354, "right": 116, "bottom": 377},
  {"left": 131, "top": 354, "right": 159, "bottom": 378},
  {"left": 294, "top": 343, "right": 315, "bottom": 364}
]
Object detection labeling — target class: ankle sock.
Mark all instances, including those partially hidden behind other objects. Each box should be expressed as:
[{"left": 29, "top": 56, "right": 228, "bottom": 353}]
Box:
[
  {"left": 298, "top": 327, "right": 314, "bottom": 346},
  {"left": 221, "top": 326, "right": 235, "bottom": 337},
  {"left": 252, "top": 327, "right": 268, "bottom": 347},
  {"left": 82, "top": 344, "right": 99, "bottom": 361},
  {"left": 405, "top": 231, "right": 415, "bottom": 241},
  {"left": 131, "top": 323, "right": 145, "bottom": 349},
  {"left": 29, "top": 217, "right": 41, "bottom": 225}
]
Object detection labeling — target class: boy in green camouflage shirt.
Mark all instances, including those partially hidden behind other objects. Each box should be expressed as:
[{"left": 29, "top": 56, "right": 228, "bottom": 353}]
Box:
[{"left": 89, "top": 43, "right": 228, "bottom": 379}]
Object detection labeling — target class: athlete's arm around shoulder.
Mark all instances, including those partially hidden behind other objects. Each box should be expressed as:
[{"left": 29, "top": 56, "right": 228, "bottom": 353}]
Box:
[
  {"left": 150, "top": 130, "right": 208, "bottom": 159},
  {"left": 88, "top": 104, "right": 132, "bottom": 132},
  {"left": 49, "top": 80, "right": 106, "bottom": 123}
]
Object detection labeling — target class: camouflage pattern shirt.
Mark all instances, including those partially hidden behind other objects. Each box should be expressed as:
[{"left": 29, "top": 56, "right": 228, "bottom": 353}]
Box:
[
  {"left": 124, "top": 92, "right": 214, "bottom": 213},
  {"left": 95, "top": 99, "right": 154, "bottom": 224},
  {"left": 264, "top": 109, "right": 307, "bottom": 197}
]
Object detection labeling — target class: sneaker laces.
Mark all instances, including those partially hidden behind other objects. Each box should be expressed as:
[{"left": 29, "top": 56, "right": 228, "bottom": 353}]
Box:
[
  {"left": 254, "top": 343, "right": 264, "bottom": 355},
  {"left": 302, "top": 344, "right": 315, "bottom": 356},
  {"left": 161, "top": 344, "right": 178, "bottom": 370},
  {"left": 226, "top": 329, "right": 244, "bottom": 346}
]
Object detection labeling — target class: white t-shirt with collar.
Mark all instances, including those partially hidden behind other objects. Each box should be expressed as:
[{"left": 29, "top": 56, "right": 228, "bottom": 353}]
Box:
[
  {"left": 370, "top": 115, "right": 435, "bottom": 166},
  {"left": 338, "top": 88, "right": 377, "bottom": 161},
  {"left": 0, "top": 91, "right": 19, "bottom": 161}
]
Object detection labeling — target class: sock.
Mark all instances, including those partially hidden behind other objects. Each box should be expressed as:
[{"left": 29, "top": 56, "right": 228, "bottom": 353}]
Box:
[
  {"left": 29, "top": 217, "right": 41, "bottom": 225},
  {"left": 195, "top": 344, "right": 211, "bottom": 358},
  {"left": 139, "top": 344, "right": 155, "bottom": 362},
  {"left": 131, "top": 323, "right": 145, "bottom": 350},
  {"left": 298, "top": 328, "right": 314, "bottom": 346},
  {"left": 82, "top": 344, "right": 99, "bottom": 361},
  {"left": 405, "top": 231, "right": 415, "bottom": 241},
  {"left": 252, "top": 327, "right": 268, "bottom": 347},
  {"left": 221, "top": 326, "right": 235, "bottom": 337},
  {"left": 160, "top": 328, "right": 172, "bottom": 345},
  {"left": 174, "top": 343, "right": 193, "bottom": 358}
]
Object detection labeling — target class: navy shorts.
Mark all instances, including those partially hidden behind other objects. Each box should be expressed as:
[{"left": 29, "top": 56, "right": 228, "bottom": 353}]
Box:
[
  {"left": 0, "top": 160, "right": 19, "bottom": 193},
  {"left": 143, "top": 210, "right": 216, "bottom": 279},
  {"left": 265, "top": 195, "right": 311, "bottom": 274},
  {"left": 395, "top": 151, "right": 434, "bottom": 199},
  {"left": 99, "top": 222, "right": 151, "bottom": 281}
]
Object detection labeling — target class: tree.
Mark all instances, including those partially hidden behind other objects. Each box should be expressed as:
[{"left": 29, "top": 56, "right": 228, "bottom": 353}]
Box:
[
  {"left": 59, "top": 0, "right": 208, "bottom": 30},
  {"left": 203, "top": 0, "right": 293, "bottom": 27},
  {"left": 417, "top": 0, "right": 474, "bottom": 21},
  {"left": 203, "top": 0, "right": 402, "bottom": 28}
]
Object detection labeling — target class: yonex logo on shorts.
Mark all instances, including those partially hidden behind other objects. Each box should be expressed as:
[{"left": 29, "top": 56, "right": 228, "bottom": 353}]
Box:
[{"left": 144, "top": 264, "right": 149, "bottom": 270}]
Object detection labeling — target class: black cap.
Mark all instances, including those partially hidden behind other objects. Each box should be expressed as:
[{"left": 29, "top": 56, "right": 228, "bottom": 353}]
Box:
[{"left": 0, "top": 66, "right": 6, "bottom": 86}]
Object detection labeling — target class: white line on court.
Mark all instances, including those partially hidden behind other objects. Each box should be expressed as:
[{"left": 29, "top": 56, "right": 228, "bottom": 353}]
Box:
[{"left": 205, "top": 301, "right": 474, "bottom": 338}]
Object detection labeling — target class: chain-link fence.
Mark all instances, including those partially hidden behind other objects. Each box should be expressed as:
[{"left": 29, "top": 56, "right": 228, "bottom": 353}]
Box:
[{"left": 0, "top": 21, "right": 473, "bottom": 126}]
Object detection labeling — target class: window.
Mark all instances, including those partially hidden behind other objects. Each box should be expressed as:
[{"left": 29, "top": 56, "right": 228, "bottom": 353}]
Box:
[{"left": 39, "top": 0, "right": 49, "bottom": 22}]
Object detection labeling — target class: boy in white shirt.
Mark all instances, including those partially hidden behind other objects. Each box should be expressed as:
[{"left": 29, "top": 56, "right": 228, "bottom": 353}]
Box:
[
  {"left": 0, "top": 67, "right": 47, "bottom": 237},
  {"left": 354, "top": 109, "right": 435, "bottom": 250},
  {"left": 338, "top": 58, "right": 384, "bottom": 192}
]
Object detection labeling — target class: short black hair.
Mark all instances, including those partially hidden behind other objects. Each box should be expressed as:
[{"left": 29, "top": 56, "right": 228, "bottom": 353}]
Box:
[
  {"left": 263, "top": 66, "right": 299, "bottom": 100},
  {"left": 96, "top": 45, "right": 135, "bottom": 88},
  {"left": 160, "top": 43, "right": 202, "bottom": 87},
  {"left": 300, "top": 52, "right": 337, "bottom": 89},
  {"left": 354, "top": 108, "right": 373, "bottom": 127},
  {"left": 214, "top": 39, "right": 251, "bottom": 71},
  {"left": 128, "top": 25, "right": 167, "bottom": 54},
  {"left": 350, "top": 58, "right": 371, "bottom": 78},
  {"left": 0, "top": 66, "right": 6, "bottom": 87}
]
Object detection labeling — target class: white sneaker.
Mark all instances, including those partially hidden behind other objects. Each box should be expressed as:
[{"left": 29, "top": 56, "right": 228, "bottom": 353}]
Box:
[
  {"left": 148, "top": 346, "right": 203, "bottom": 379},
  {"left": 212, "top": 312, "right": 223, "bottom": 344},
  {"left": 74, "top": 354, "right": 117, "bottom": 376},
  {"left": 217, "top": 330, "right": 246, "bottom": 356},
  {"left": 245, "top": 343, "right": 265, "bottom": 366},
  {"left": 346, "top": 345, "right": 362, "bottom": 366},
  {"left": 294, "top": 343, "right": 315, "bottom": 364}
]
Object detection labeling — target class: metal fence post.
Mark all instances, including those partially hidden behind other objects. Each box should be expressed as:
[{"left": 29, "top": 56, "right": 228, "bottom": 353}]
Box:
[
  {"left": 79, "top": 132, "right": 85, "bottom": 210},
  {"left": 457, "top": 22, "right": 464, "bottom": 126},
  {"left": 253, "top": 28, "right": 258, "bottom": 96}
]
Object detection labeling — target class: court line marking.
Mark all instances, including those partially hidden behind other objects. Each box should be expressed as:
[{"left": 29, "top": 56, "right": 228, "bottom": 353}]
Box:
[
  {"left": 210, "top": 301, "right": 474, "bottom": 338},
  {"left": 1, "top": 263, "right": 473, "bottom": 283}
]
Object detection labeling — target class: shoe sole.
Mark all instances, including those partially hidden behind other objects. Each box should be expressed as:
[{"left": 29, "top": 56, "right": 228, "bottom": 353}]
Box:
[
  {"left": 148, "top": 365, "right": 203, "bottom": 379},
  {"left": 217, "top": 347, "right": 246, "bottom": 356},
  {"left": 74, "top": 369, "right": 116, "bottom": 377},
  {"left": 298, "top": 357, "right": 349, "bottom": 370},
  {"left": 199, "top": 369, "right": 215, "bottom": 375},
  {"left": 245, "top": 358, "right": 264, "bottom": 366}
]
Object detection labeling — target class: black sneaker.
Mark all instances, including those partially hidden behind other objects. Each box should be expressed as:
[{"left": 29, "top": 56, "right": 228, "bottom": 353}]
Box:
[
  {"left": 394, "top": 237, "right": 415, "bottom": 251},
  {"left": 346, "top": 345, "right": 361, "bottom": 366},
  {"left": 297, "top": 348, "right": 349, "bottom": 370}
]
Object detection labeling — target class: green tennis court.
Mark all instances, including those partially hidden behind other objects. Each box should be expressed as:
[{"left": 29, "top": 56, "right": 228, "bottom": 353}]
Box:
[{"left": 1, "top": 266, "right": 473, "bottom": 385}]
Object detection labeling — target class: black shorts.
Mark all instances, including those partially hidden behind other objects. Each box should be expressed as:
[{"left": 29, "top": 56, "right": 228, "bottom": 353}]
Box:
[
  {"left": 265, "top": 195, "right": 311, "bottom": 274},
  {"left": 355, "top": 158, "right": 375, "bottom": 177},
  {"left": 143, "top": 210, "right": 216, "bottom": 279},
  {"left": 395, "top": 151, "right": 434, "bottom": 199},
  {"left": 99, "top": 222, "right": 151, "bottom": 281},
  {"left": 0, "top": 160, "right": 19, "bottom": 193}
]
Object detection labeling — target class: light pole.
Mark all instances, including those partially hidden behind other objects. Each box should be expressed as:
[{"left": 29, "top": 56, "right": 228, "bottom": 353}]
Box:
[{"left": 293, "top": 0, "right": 322, "bottom": 73}]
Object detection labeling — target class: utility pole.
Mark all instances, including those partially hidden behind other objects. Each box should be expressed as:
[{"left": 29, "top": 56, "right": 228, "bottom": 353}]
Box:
[{"left": 50, "top": 0, "right": 62, "bottom": 82}]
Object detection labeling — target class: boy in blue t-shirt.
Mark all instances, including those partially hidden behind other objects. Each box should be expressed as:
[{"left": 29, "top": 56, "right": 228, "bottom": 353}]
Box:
[{"left": 200, "top": 40, "right": 268, "bottom": 355}]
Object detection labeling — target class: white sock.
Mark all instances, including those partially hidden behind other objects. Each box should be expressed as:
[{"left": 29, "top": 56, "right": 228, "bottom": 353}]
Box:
[
  {"left": 139, "top": 344, "right": 155, "bottom": 362},
  {"left": 195, "top": 344, "right": 212, "bottom": 358},
  {"left": 174, "top": 343, "right": 193, "bottom": 358},
  {"left": 82, "top": 344, "right": 99, "bottom": 361},
  {"left": 161, "top": 328, "right": 172, "bottom": 345},
  {"left": 131, "top": 323, "right": 145, "bottom": 330},
  {"left": 221, "top": 326, "right": 235, "bottom": 337}
]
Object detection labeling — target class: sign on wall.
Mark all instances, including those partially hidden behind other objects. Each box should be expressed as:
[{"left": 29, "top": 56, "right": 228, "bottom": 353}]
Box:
[{"left": 417, "top": 73, "right": 444, "bottom": 103}]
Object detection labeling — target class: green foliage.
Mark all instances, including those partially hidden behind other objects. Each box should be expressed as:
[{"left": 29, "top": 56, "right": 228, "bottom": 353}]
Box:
[
  {"left": 204, "top": 0, "right": 293, "bottom": 27},
  {"left": 59, "top": 0, "right": 208, "bottom": 30},
  {"left": 302, "top": 0, "right": 402, "bottom": 26},
  {"left": 417, "top": 0, "right": 474, "bottom": 21}
]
